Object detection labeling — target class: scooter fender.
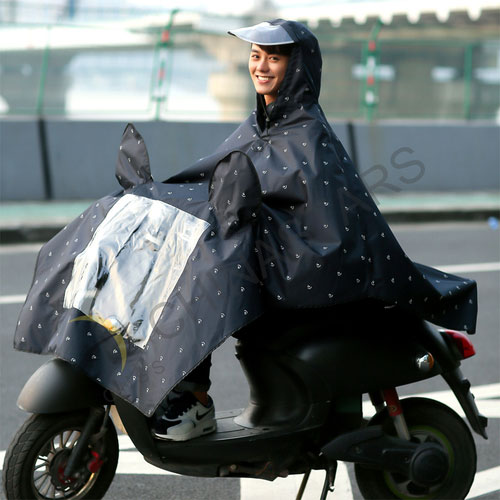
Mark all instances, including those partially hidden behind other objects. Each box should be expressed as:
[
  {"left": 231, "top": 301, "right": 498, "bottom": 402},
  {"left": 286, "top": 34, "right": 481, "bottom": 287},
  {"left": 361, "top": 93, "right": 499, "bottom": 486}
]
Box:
[{"left": 17, "top": 358, "right": 108, "bottom": 414}]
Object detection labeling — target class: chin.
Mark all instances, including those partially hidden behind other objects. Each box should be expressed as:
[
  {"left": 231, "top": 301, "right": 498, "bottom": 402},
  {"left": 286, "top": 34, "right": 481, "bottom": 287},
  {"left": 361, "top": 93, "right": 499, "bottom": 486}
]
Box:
[{"left": 256, "top": 87, "right": 274, "bottom": 97}]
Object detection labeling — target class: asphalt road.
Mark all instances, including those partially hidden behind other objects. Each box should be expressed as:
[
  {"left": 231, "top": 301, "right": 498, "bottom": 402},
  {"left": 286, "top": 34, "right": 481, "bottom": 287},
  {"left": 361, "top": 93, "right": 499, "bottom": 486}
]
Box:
[{"left": 0, "top": 221, "right": 499, "bottom": 499}]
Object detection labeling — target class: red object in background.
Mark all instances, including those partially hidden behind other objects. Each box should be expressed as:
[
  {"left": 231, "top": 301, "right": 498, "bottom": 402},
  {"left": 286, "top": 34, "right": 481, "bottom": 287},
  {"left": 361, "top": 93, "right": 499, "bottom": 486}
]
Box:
[
  {"left": 367, "top": 75, "right": 375, "bottom": 86},
  {"left": 368, "top": 40, "right": 377, "bottom": 52},
  {"left": 161, "top": 30, "right": 170, "bottom": 43}
]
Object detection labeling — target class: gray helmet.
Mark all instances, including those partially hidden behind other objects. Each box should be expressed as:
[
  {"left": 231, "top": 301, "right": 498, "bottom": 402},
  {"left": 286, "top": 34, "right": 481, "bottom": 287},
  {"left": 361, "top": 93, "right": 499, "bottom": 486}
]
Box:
[{"left": 228, "top": 21, "right": 294, "bottom": 45}]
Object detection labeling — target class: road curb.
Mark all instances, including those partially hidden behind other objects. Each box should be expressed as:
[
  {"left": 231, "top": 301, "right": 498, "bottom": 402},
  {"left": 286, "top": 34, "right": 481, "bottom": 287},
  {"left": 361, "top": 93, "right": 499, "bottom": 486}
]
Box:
[
  {"left": 0, "top": 226, "right": 63, "bottom": 244},
  {"left": 1, "top": 207, "right": 498, "bottom": 244}
]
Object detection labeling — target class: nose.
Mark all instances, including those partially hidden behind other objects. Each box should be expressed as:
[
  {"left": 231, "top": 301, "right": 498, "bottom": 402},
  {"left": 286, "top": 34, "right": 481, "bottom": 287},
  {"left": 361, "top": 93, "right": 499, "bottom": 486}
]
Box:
[{"left": 256, "top": 58, "right": 269, "bottom": 73}]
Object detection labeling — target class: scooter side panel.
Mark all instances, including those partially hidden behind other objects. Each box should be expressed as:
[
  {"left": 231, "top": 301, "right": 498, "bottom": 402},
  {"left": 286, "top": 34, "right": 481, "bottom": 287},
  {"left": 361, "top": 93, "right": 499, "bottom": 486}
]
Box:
[
  {"left": 288, "top": 329, "right": 444, "bottom": 396},
  {"left": 114, "top": 396, "right": 159, "bottom": 459}
]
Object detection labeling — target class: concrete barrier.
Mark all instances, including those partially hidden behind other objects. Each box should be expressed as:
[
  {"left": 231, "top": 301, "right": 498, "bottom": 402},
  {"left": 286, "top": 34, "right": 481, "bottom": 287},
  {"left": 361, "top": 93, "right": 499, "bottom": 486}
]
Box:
[
  {"left": 0, "top": 119, "right": 46, "bottom": 200},
  {"left": 354, "top": 122, "right": 500, "bottom": 193},
  {"left": 43, "top": 120, "right": 242, "bottom": 199},
  {"left": 0, "top": 119, "right": 498, "bottom": 201}
]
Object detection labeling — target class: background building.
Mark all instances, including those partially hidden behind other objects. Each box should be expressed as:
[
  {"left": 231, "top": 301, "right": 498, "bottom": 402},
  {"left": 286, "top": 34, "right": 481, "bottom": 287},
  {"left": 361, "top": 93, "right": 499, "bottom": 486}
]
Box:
[{"left": 1, "top": 0, "right": 499, "bottom": 121}]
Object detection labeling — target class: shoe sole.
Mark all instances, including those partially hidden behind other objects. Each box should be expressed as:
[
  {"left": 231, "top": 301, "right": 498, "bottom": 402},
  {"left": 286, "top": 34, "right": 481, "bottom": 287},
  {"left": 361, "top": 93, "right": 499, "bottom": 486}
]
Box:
[{"left": 153, "top": 421, "right": 217, "bottom": 442}]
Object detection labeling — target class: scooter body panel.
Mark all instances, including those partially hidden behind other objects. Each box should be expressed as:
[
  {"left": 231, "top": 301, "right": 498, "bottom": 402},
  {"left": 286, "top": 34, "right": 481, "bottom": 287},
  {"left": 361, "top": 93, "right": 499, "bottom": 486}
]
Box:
[
  {"left": 150, "top": 409, "right": 322, "bottom": 476},
  {"left": 233, "top": 319, "right": 443, "bottom": 430},
  {"left": 115, "top": 399, "right": 331, "bottom": 477},
  {"left": 289, "top": 327, "right": 443, "bottom": 396}
]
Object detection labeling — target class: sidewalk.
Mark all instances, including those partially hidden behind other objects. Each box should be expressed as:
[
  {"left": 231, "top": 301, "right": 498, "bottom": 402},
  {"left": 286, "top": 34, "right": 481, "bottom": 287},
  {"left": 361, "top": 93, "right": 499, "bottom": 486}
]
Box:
[{"left": 1, "top": 191, "right": 499, "bottom": 244}]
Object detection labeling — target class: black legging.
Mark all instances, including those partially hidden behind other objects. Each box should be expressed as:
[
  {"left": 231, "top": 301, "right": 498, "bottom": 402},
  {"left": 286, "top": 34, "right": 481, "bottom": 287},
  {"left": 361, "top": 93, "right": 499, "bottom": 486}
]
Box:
[{"left": 182, "top": 355, "right": 212, "bottom": 390}]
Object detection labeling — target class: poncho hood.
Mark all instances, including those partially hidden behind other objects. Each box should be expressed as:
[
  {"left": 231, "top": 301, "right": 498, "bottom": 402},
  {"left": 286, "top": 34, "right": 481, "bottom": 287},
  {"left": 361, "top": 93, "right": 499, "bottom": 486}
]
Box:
[
  {"left": 250, "top": 19, "right": 322, "bottom": 131},
  {"left": 271, "top": 19, "right": 322, "bottom": 102}
]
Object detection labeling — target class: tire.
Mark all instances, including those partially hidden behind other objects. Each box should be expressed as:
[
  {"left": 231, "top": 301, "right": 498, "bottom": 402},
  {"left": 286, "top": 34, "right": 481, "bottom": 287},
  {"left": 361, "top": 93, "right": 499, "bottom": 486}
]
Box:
[
  {"left": 355, "top": 397, "right": 476, "bottom": 500},
  {"left": 2, "top": 410, "right": 119, "bottom": 500}
]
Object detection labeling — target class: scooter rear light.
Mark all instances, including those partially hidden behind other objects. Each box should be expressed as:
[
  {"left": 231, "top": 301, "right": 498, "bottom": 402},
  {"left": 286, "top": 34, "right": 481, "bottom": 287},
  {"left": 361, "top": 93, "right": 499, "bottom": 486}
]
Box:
[{"left": 442, "top": 330, "right": 476, "bottom": 359}]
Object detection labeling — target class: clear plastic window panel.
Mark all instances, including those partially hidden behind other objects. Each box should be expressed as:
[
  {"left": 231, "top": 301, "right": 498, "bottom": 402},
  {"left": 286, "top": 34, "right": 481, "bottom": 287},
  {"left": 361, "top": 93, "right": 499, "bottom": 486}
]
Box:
[{"left": 63, "top": 194, "right": 210, "bottom": 349}]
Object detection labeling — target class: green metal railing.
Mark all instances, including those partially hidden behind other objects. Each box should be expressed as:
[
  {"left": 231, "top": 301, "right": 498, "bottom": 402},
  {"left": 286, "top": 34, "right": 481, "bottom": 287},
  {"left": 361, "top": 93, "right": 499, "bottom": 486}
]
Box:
[{"left": 149, "top": 9, "right": 179, "bottom": 120}]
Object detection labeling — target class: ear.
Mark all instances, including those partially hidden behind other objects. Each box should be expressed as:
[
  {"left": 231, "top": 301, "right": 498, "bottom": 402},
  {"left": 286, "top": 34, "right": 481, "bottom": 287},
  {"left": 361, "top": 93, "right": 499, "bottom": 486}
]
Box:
[
  {"left": 209, "top": 151, "right": 262, "bottom": 237},
  {"left": 116, "top": 123, "right": 153, "bottom": 189}
]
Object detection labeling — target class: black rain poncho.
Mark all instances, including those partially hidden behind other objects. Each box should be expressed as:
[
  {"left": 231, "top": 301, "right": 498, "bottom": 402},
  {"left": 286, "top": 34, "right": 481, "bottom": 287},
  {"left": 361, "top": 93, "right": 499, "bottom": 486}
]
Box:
[{"left": 14, "top": 20, "right": 477, "bottom": 416}]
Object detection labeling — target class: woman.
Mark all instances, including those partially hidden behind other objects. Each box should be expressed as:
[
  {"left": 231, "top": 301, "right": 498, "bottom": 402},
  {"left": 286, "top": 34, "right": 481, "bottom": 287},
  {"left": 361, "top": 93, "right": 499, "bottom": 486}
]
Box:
[
  {"left": 150, "top": 20, "right": 478, "bottom": 441},
  {"left": 15, "top": 20, "right": 477, "bottom": 439}
]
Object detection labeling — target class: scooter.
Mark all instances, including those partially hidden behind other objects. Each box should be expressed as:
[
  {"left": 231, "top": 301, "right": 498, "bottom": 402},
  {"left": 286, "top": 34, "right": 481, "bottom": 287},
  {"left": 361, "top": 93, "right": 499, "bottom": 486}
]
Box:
[{"left": 2, "top": 305, "right": 487, "bottom": 500}]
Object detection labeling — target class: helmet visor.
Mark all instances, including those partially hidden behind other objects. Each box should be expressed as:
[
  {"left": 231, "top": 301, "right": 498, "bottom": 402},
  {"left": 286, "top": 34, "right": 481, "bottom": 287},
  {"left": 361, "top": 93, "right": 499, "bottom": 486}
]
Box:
[{"left": 228, "top": 21, "right": 294, "bottom": 46}]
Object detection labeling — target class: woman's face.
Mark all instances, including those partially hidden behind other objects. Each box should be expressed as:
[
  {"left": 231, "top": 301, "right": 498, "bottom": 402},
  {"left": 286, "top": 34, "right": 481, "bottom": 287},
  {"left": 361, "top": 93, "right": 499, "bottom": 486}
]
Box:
[{"left": 248, "top": 44, "right": 290, "bottom": 105}]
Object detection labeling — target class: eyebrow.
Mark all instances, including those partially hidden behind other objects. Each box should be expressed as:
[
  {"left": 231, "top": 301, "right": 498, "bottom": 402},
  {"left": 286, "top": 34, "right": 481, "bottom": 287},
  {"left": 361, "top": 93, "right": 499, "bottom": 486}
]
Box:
[{"left": 251, "top": 48, "right": 279, "bottom": 56}]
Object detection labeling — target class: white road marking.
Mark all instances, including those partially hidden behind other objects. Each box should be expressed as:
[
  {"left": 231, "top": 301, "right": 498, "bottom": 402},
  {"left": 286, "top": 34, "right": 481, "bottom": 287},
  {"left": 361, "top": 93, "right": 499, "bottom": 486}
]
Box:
[
  {"left": 0, "top": 294, "right": 26, "bottom": 305},
  {"left": 362, "top": 382, "right": 500, "bottom": 419},
  {"left": 240, "top": 463, "right": 352, "bottom": 500},
  {"left": 332, "top": 462, "right": 353, "bottom": 499},
  {"left": 118, "top": 434, "right": 135, "bottom": 449},
  {"left": 116, "top": 434, "right": 175, "bottom": 475},
  {"left": 466, "top": 382, "right": 500, "bottom": 399},
  {"left": 467, "top": 466, "right": 500, "bottom": 499},
  {"left": 116, "top": 450, "right": 176, "bottom": 476},
  {"left": 432, "top": 262, "right": 500, "bottom": 274}
]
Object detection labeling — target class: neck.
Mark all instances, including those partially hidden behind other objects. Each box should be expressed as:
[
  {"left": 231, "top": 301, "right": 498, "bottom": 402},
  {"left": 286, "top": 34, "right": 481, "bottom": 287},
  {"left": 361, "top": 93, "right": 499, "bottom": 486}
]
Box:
[{"left": 264, "top": 94, "right": 276, "bottom": 106}]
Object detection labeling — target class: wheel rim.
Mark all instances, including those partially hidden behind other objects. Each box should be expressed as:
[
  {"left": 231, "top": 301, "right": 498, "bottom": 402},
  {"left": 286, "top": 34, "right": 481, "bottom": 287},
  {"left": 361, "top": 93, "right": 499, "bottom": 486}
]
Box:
[
  {"left": 383, "top": 425, "right": 453, "bottom": 499},
  {"left": 31, "top": 428, "right": 100, "bottom": 499}
]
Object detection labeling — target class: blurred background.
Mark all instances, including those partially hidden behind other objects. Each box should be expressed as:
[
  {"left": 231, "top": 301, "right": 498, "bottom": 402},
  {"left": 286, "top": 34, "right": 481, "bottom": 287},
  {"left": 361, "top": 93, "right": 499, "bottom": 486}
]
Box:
[{"left": 0, "top": 0, "right": 499, "bottom": 201}]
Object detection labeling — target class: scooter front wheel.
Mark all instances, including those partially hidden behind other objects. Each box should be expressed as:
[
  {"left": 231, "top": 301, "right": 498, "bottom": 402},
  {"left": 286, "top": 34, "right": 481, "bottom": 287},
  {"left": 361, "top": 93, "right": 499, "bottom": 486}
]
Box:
[
  {"left": 354, "top": 397, "right": 476, "bottom": 499},
  {"left": 2, "top": 410, "right": 118, "bottom": 500}
]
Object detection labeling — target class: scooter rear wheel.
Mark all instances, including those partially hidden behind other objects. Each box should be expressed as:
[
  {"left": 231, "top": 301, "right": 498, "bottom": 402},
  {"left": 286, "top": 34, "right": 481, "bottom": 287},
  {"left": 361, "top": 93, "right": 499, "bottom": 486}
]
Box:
[
  {"left": 354, "top": 397, "right": 476, "bottom": 499},
  {"left": 2, "top": 410, "right": 118, "bottom": 500}
]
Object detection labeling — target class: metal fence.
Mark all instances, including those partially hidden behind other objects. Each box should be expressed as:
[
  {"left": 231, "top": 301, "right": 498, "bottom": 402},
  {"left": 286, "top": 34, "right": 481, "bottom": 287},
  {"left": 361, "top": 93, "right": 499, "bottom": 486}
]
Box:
[{"left": 1, "top": 20, "right": 499, "bottom": 121}]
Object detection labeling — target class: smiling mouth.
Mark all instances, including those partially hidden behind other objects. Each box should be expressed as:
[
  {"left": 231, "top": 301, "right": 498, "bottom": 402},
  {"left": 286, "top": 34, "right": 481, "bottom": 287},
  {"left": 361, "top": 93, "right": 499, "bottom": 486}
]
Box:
[{"left": 256, "top": 75, "right": 273, "bottom": 82}]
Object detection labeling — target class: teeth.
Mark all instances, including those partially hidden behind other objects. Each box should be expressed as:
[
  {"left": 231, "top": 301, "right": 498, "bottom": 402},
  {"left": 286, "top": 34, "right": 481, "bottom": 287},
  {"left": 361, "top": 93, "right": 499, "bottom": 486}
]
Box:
[{"left": 257, "top": 76, "right": 270, "bottom": 82}]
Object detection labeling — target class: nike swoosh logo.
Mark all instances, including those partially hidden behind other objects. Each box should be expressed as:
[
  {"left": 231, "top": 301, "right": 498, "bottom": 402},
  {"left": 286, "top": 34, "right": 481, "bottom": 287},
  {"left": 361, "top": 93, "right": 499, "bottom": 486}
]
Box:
[{"left": 196, "top": 409, "right": 212, "bottom": 420}]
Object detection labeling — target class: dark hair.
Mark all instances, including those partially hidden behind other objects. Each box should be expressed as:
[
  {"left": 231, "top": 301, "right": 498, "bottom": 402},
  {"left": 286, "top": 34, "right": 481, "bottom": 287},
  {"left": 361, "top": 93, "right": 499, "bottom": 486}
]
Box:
[{"left": 258, "top": 44, "right": 294, "bottom": 56}]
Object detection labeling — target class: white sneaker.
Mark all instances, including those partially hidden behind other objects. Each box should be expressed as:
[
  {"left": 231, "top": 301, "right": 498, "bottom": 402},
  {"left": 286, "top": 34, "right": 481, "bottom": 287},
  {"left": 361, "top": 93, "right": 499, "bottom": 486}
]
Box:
[{"left": 152, "top": 391, "right": 216, "bottom": 441}]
